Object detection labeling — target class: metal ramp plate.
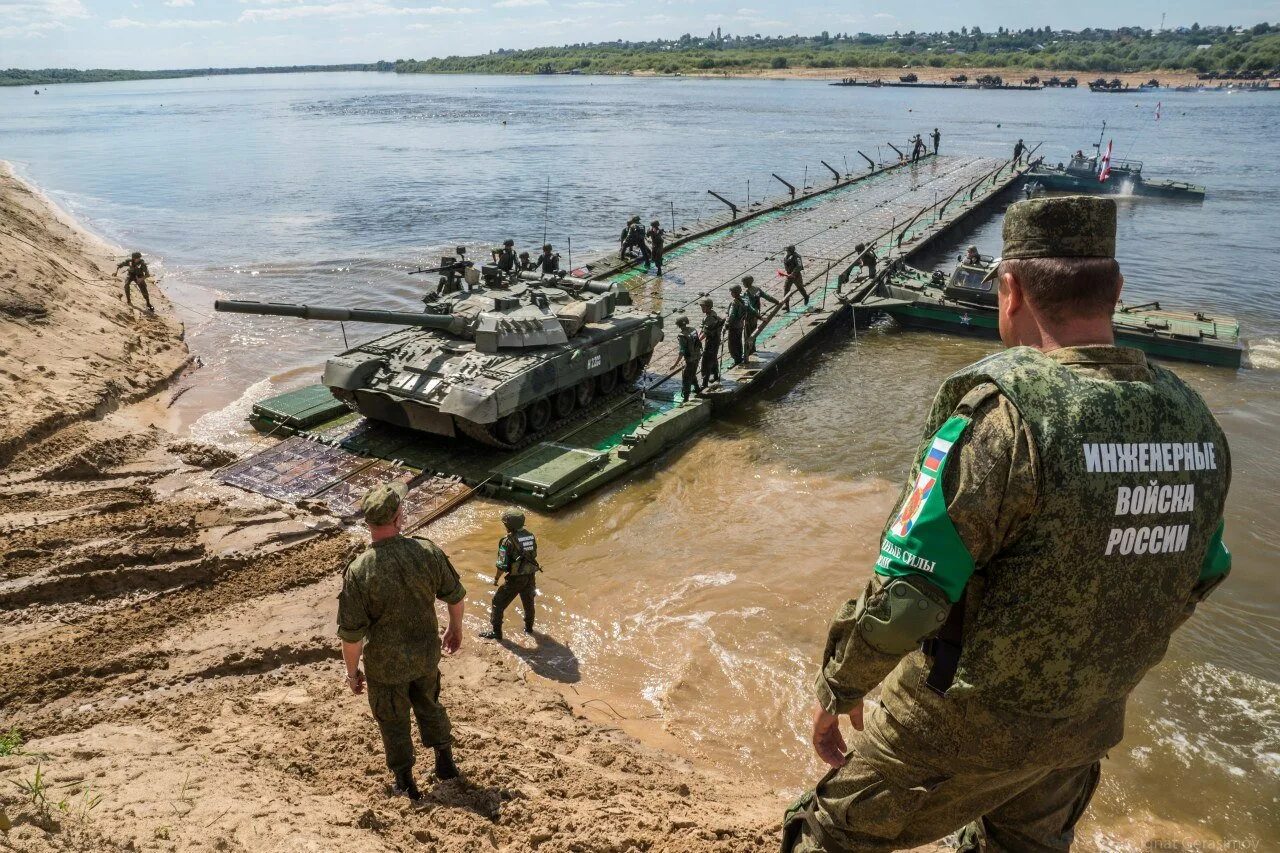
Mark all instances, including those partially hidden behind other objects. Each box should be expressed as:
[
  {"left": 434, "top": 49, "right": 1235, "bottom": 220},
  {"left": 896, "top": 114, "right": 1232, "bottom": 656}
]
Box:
[
  {"left": 318, "top": 462, "right": 470, "bottom": 529},
  {"left": 216, "top": 435, "right": 372, "bottom": 502},
  {"left": 251, "top": 385, "right": 348, "bottom": 430},
  {"left": 494, "top": 443, "right": 606, "bottom": 494}
]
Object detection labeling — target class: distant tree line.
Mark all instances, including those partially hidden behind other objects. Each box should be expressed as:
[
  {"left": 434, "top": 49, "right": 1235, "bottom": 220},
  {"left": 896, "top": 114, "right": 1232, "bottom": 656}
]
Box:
[
  {"left": 0, "top": 64, "right": 387, "bottom": 87},
  {"left": 394, "top": 24, "right": 1280, "bottom": 76}
]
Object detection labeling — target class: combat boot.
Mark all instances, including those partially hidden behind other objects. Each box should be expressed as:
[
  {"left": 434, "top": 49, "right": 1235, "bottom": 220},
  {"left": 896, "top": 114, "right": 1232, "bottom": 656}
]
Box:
[
  {"left": 524, "top": 618, "right": 535, "bottom": 635},
  {"left": 392, "top": 771, "right": 422, "bottom": 802},
  {"left": 479, "top": 627, "right": 502, "bottom": 641},
  {"left": 434, "top": 745, "right": 460, "bottom": 781}
]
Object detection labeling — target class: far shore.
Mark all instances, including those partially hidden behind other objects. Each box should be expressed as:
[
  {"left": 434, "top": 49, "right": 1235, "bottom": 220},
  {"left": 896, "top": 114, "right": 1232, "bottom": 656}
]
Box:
[{"left": 630, "top": 66, "right": 1221, "bottom": 88}]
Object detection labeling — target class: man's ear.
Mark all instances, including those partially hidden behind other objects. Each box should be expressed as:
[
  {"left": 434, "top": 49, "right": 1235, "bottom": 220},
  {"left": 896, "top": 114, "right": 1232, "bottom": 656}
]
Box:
[{"left": 999, "top": 270, "right": 1023, "bottom": 316}]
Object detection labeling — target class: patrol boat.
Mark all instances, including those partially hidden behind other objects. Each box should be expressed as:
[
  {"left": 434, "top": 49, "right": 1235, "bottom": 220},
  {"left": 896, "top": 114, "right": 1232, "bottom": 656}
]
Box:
[
  {"left": 851, "top": 257, "right": 1243, "bottom": 369},
  {"left": 1025, "top": 125, "right": 1206, "bottom": 200}
]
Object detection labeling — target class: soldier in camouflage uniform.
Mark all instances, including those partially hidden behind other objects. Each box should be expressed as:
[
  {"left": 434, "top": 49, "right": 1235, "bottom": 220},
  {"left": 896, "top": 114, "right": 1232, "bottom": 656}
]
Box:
[
  {"left": 491, "top": 238, "right": 518, "bottom": 273},
  {"left": 783, "top": 196, "right": 1233, "bottom": 852},
  {"left": 672, "top": 315, "right": 703, "bottom": 400},
  {"left": 743, "top": 275, "right": 779, "bottom": 358},
  {"left": 726, "top": 283, "right": 749, "bottom": 366},
  {"left": 783, "top": 246, "right": 811, "bottom": 307},
  {"left": 338, "top": 482, "right": 467, "bottom": 800},
  {"left": 480, "top": 508, "right": 542, "bottom": 641},
  {"left": 115, "top": 251, "right": 154, "bottom": 312},
  {"left": 698, "top": 297, "right": 725, "bottom": 386}
]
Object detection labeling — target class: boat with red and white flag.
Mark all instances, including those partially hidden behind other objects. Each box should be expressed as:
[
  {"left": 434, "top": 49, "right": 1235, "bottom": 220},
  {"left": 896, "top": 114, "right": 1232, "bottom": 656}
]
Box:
[{"left": 1024, "top": 122, "right": 1205, "bottom": 199}]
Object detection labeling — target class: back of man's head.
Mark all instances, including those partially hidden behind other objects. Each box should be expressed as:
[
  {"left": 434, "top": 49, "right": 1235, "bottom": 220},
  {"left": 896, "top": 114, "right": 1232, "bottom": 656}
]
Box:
[{"left": 993, "top": 196, "right": 1122, "bottom": 331}]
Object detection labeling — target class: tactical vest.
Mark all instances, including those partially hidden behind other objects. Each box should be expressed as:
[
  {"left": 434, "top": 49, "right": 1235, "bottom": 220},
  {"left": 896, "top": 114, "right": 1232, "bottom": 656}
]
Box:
[
  {"left": 504, "top": 529, "right": 540, "bottom": 576},
  {"left": 924, "top": 347, "right": 1228, "bottom": 718}
]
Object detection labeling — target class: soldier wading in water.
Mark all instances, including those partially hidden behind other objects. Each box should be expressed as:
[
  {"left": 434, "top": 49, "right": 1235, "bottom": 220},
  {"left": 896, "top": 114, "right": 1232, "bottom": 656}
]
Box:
[
  {"left": 480, "top": 508, "right": 542, "bottom": 641},
  {"left": 337, "top": 482, "right": 466, "bottom": 801},
  {"left": 783, "top": 196, "right": 1232, "bottom": 852}
]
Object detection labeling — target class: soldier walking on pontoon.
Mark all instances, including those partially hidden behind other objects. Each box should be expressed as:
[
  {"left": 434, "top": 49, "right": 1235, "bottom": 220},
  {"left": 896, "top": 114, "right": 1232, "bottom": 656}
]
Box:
[
  {"left": 115, "top": 251, "right": 154, "bottom": 312},
  {"left": 726, "top": 284, "right": 749, "bottom": 366},
  {"left": 849, "top": 243, "right": 878, "bottom": 291},
  {"left": 648, "top": 220, "right": 666, "bottom": 276},
  {"left": 743, "top": 275, "right": 778, "bottom": 358},
  {"left": 672, "top": 315, "right": 703, "bottom": 401},
  {"left": 782, "top": 245, "right": 811, "bottom": 308},
  {"left": 931, "top": 128, "right": 941, "bottom": 155},
  {"left": 1013, "top": 138, "right": 1026, "bottom": 165},
  {"left": 698, "top": 297, "right": 724, "bottom": 386},
  {"left": 480, "top": 508, "right": 542, "bottom": 642}
]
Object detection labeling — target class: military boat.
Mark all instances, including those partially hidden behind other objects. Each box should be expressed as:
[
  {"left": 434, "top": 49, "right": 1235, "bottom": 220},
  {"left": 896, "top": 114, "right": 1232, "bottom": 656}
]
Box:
[
  {"left": 215, "top": 267, "right": 664, "bottom": 448},
  {"left": 1026, "top": 125, "right": 1206, "bottom": 200},
  {"left": 850, "top": 257, "right": 1243, "bottom": 369}
]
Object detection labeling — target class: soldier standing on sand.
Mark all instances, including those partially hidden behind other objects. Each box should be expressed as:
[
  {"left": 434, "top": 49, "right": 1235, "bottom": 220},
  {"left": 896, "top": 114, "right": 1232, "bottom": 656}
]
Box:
[
  {"left": 782, "top": 246, "right": 811, "bottom": 308},
  {"left": 337, "top": 482, "right": 466, "bottom": 801},
  {"left": 931, "top": 128, "right": 941, "bottom": 155},
  {"left": 698, "top": 297, "right": 724, "bottom": 387},
  {"left": 782, "top": 196, "right": 1232, "bottom": 852},
  {"left": 648, "top": 220, "right": 666, "bottom": 276},
  {"left": 480, "top": 509, "right": 541, "bottom": 642},
  {"left": 672, "top": 315, "right": 703, "bottom": 400},
  {"left": 725, "top": 283, "right": 749, "bottom": 366},
  {"left": 115, "top": 251, "right": 154, "bottom": 312},
  {"left": 743, "top": 275, "right": 778, "bottom": 358}
]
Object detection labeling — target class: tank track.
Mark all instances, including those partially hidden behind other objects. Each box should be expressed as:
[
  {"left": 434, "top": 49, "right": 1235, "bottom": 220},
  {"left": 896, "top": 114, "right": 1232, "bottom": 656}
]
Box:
[{"left": 454, "top": 373, "right": 643, "bottom": 451}]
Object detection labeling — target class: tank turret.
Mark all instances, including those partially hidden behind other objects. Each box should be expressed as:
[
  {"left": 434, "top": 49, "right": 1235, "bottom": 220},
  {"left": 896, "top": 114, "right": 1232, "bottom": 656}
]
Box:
[{"left": 215, "top": 277, "right": 663, "bottom": 448}]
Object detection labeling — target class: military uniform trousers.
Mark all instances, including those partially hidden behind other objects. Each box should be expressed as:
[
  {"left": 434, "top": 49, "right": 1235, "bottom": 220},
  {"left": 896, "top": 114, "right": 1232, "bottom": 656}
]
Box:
[
  {"left": 125, "top": 275, "right": 152, "bottom": 307},
  {"left": 784, "top": 273, "right": 810, "bottom": 305},
  {"left": 681, "top": 361, "right": 701, "bottom": 400},
  {"left": 727, "top": 324, "right": 745, "bottom": 365},
  {"left": 366, "top": 672, "right": 452, "bottom": 775},
  {"left": 744, "top": 316, "right": 760, "bottom": 356},
  {"left": 701, "top": 332, "right": 722, "bottom": 384},
  {"left": 782, "top": 703, "right": 1103, "bottom": 853},
  {"left": 492, "top": 573, "right": 536, "bottom": 631}
]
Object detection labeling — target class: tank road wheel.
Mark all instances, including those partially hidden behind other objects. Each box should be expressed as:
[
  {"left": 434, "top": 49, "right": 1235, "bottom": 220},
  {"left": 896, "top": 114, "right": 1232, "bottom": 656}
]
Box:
[
  {"left": 620, "top": 357, "right": 643, "bottom": 384},
  {"left": 494, "top": 410, "right": 528, "bottom": 446},
  {"left": 527, "top": 398, "right": 552, "bottom": 433},
  {"left": 553, "top": 388, "right": 576, "bottom": 420},
  {"left": 574, "top": 379, "right": 596, "bottom": 409},
  {"left": 596, "top": 368, "right": 619, "bottom": 397}
]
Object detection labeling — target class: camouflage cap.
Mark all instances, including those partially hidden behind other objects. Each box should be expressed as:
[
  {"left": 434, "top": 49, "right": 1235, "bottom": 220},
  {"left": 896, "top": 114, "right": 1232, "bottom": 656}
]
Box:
[
  {"left": 674, "top": 314, "right": 690, "bottom": 326},
  {"left": 501, "top": 507, "right": 525, "bottom": 528},
  {"left": 741, "top": 275, "right": 754, "bottom": 286},
  {"left": 360, "top": 481, "right": 407, "bottom": 525},
  {"left": 1000, "top": 196, "right": 1116, "bottom": 261},
  {"left": 730, "top": 284, "right": 742, "bottom": 294},
  {"left": 131, "top": 251, "right": 142, "bottom": 259}
]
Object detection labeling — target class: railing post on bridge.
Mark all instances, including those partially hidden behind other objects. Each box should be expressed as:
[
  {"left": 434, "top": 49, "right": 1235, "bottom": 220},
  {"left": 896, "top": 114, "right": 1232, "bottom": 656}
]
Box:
[{"left": 706, "top": 189, "right": 739, "bottom": 220}]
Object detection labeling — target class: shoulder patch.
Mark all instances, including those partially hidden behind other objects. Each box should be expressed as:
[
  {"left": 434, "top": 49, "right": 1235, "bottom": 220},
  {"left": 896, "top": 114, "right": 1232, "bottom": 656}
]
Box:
[{"left": 877, "top": 415, "right": 977, "bottom": 603}]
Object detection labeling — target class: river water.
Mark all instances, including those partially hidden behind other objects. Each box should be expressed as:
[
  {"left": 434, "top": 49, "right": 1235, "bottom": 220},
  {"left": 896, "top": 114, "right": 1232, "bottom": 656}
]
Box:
[{"left": 2, "top": 72, "right": 1277, "bottom": 848}]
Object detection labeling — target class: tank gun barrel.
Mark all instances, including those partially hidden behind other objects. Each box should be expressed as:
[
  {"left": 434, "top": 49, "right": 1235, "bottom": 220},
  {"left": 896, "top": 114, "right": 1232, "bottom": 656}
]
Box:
[
  {"left": 514, "top": 271, "right": 614, "bottom": 295},
  {"left": 214, "top": 300, "right": 465, "bottom": 332}
]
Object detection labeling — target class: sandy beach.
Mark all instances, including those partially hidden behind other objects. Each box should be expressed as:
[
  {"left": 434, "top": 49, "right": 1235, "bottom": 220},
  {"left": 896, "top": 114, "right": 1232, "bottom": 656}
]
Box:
[{"left": 0, "top": 164, "right": 787, "bottom": 852}]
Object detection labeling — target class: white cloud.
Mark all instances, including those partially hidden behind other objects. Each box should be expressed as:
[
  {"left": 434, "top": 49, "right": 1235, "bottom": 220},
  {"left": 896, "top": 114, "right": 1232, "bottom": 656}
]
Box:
[
  {"left": 492, "top": 0, "right": 547, "bottom": 7},
  {"left": 240, "top": 1, "right": 479, "bottom": 21},
  {"left": 107, "top": 16, "right": 229, "bottom": 28},
  {"left": 0, "top": 19, "right": 67, "bottom": 38},
  {"left": 4, "top": 0, "right": 89, "bottom": 19},
  {"left": 872, "top": 12, "right": 896, "bottom": 19},
  {"left": 164, "top": 0, "right": 196, "bottom": 6},
  {"left": 566, "top": 0, "right": 622, "bottom": 7}
]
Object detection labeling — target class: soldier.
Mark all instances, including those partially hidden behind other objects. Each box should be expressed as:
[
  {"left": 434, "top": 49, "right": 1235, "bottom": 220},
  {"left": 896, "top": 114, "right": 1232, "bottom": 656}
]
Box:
[
  {"left": 491, "top": 238, "right": 517, "bottom": 273},
  {"left": 671, "top": 314, "right": 703, "bottom": 400},
  {"left": 480, "top": 508, "right": 541, "bottom": 641},
  {"left": 911, "top": 134, "right": 925, "bottom": 162},
  {"left": 623, "top": 216, "right": 651, "bottom": 269},
  {"left": 648, "top": 220, "right": 666, "bottom": 276},
  {"left": 931, "top": 127, "right": 941, "bottom": 155},
  {"left": 849, "top": 243, "right": 877, "bottom": 290},
  {"left": 536, "top": 243, "right": 560, "bottom": 275},
  {"left": 698, "top": 297, "right": 724, "bottom": 386},
  {"left": 115, "top": 251, "right": 154, "bottom": 312},
  {"left": 1013, "top": 138, "right": 1026, "bottom": 165},
  {"left": 743, "top": 275, "right": 778, "bottom": 358},
  {"left": 725, "top": 283, "right": 749, "bottom": 366},
  {"left": 337, "top": 482, "right": 467, "bottom": 801},
  {"left": 518, "top": 250, "right": 536, "bottom": 272},
  {"left": 782, "top": 196, "right": 1232, "bottom": 852},
  {"left": 964, "top": 244, "right": 982, "bottom": 266},
  {"left": 782, "top": 245, "right": 811, "bottom": 308}
]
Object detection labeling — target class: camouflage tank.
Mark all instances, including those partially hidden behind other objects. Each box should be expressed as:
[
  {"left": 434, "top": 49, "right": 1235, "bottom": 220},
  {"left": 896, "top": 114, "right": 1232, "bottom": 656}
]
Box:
[{"left": 215, "top": 268, "right": 663, "bottom": 448}]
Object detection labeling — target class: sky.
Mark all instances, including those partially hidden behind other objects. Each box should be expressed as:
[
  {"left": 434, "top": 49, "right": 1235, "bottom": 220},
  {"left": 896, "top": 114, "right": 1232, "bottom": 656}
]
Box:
[{"left": 0, "top": 0, "right": 1273, "bottom": 70}]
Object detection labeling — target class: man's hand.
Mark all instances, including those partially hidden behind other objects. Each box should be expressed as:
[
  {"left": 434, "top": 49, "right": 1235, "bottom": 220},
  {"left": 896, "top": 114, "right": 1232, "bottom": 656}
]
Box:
[
  {"left": 345, "top": 670, "right": 365, "bottom": 695},
  {"left": 811, "top": 701, "right": 864, "bottom": 768},
  {"left": 442, "top": 621, "right": 462, "bottom": 655}
]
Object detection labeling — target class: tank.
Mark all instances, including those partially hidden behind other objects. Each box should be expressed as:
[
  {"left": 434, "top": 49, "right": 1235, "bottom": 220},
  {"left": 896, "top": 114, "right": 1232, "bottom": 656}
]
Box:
[{"left": 215, "top": 269, "right": 664, "bottom": 448}]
